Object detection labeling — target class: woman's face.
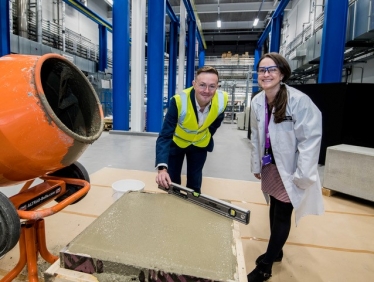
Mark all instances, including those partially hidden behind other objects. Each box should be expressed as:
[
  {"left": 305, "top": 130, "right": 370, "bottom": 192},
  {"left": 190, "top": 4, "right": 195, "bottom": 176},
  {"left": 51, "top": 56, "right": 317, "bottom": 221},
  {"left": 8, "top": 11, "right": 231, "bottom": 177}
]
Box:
[{"left": 257, "top": 57, "right": 284, "bottom": 93}]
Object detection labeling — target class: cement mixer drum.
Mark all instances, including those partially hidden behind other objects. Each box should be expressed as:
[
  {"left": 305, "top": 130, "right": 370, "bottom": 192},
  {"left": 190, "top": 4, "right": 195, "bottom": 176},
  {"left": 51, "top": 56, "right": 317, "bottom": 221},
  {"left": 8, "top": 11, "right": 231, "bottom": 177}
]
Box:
[{"left": 0, "top": 53, "right": 104, "bottom": 185}]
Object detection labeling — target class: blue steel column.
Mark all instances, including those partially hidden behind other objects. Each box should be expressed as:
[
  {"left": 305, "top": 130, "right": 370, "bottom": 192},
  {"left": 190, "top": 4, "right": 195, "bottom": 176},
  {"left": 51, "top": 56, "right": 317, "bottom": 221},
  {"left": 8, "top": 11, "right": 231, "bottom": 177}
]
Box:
[
  {"left": 98, "top": 25, "right": 108, "bottom": 72},
  {"left": 198, "top": 44, "right": 205, "bottom": 68},
  {"left": 112, "top": 0, "right": 130, "bottom": 130},
  {"left": 252, "top": 48, "right": 262, "bottom": 94},
  {"left": 318, "top": 0, "right": 348, "bottom": 83},
  {"left": 146, "top": 0, "right": 166, "bottom": 132},
  {"left": 0, "top": 0, "right": 10, "bottom": 57},
  {"left": 270, "top": 14, "right": 283, "bottom": 52},
  {"left": 186, "top": 16, "right": 196, "bottom": 88},
  {"left": 167, "top": 21, "right": 178, "bottom": 106}
]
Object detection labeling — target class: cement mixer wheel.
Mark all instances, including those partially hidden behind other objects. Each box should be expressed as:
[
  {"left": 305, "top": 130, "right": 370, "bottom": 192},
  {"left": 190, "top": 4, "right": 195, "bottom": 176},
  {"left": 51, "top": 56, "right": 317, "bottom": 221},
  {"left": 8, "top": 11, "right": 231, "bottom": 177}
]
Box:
[
  {"left": 50, "top": 161, "right": 90, "bottom": 204},
  {"left": 0, "top": 191, "right": 21, "bottom": 257}
]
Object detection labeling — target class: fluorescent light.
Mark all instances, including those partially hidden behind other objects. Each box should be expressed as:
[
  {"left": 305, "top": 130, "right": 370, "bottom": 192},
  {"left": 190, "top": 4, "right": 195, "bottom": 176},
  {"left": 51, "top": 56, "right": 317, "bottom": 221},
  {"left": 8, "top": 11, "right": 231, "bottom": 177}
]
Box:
[
  {"left": 217, "top": 20, "right": 221, "bottom": 28},
  {"left": 253, "top": 18, "right": 259, "bottom": 26}
]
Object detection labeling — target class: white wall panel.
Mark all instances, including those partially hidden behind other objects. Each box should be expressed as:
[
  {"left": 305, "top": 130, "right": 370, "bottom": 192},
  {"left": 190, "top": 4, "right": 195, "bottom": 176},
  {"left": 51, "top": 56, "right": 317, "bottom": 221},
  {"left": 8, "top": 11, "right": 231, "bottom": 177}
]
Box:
[{"left": 41, "top": 0, "right": 112, "bottom": 49}]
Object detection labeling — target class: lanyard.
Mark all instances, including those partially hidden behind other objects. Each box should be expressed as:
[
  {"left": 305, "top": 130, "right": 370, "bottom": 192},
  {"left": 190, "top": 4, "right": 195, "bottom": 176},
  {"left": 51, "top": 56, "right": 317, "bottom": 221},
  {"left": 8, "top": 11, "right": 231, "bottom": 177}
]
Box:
[{"left": 265, "top": 97, "right": 271, "bottom": 150}]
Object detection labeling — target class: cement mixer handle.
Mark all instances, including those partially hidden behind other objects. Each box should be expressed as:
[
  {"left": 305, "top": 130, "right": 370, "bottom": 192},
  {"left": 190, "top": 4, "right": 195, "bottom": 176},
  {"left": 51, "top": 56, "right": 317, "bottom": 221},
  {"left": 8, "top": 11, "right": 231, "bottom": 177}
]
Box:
[
  {"left": 13, "top": 177, "right": 90, "bottom": 220},
  {"left": 158, "top": 182, "right": 250, "bottom": 225}
]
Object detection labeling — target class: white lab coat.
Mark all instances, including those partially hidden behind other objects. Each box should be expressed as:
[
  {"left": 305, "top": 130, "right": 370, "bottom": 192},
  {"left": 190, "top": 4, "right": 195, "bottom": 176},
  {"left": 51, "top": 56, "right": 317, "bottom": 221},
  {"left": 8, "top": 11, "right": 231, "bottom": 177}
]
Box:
[{"left": 250, "top": 85, "right": 324, "bottom": 225}]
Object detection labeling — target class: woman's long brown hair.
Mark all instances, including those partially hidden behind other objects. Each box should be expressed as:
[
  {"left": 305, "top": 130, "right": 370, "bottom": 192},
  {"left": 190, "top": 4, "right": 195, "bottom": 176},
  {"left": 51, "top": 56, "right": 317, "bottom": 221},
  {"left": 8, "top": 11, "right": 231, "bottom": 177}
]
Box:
[{"left": 257, "top": 53, "right": 291, "bottom": 123}]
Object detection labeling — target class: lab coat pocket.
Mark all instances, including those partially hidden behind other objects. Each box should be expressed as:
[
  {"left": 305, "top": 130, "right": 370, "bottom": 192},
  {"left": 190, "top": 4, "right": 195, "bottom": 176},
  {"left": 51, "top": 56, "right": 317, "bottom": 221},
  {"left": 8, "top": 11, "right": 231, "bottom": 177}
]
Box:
[
  {"left": 275, "top": 123, "right": 296, "bottom": 154},
  {"left": 277, "top": 120, "right": 293, "bottom": 131}
]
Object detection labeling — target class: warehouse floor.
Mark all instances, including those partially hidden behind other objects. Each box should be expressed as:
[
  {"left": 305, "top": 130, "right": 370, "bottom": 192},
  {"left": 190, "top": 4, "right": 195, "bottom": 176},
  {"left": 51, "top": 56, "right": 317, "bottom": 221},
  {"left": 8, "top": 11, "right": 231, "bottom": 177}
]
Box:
[{"left": 0, "top": 123, "right": 373, "bottom": 281}]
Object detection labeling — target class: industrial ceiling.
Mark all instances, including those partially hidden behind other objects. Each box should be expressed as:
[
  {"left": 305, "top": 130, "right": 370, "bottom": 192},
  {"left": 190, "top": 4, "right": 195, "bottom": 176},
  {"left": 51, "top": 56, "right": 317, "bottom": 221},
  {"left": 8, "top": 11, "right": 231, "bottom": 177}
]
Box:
[{"left": 168, "top": 0, "right": 292, "bottom": 57}]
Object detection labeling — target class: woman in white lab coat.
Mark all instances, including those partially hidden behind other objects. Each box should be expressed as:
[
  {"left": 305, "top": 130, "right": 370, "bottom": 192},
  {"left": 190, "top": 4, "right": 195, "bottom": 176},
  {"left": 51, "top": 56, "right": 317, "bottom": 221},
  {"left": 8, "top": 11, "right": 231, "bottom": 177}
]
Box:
[{"left": 247, "top": 53, "right": 324, "bottom": 282}]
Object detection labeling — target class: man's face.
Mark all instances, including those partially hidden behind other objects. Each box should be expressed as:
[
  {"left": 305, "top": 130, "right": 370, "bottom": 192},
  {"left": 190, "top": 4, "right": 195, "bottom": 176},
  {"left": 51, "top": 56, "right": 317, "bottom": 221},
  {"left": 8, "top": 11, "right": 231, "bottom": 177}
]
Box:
[{"left": 192, "top": 73, "right": 219, "bottom": 107}]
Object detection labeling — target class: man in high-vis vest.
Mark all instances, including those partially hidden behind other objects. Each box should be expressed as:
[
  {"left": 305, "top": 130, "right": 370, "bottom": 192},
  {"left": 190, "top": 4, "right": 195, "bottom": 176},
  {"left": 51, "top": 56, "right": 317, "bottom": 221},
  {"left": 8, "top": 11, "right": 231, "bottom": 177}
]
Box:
[{"left": 155, "top": 66, "right": 228, "bottom": 193}]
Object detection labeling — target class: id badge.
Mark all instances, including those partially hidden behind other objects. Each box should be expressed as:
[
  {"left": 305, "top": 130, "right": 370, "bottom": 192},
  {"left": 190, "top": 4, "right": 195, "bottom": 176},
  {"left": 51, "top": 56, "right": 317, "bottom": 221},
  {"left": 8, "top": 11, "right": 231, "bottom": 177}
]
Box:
[{"left": 262, "top": 154, "right": 272, "bottom": 166}]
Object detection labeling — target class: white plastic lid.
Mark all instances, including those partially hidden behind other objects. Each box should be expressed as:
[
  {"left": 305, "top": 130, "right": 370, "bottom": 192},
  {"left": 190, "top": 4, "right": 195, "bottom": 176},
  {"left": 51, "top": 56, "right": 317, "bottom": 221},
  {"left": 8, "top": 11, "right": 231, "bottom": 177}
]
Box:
[{"left": 111, "top": 179, "right": 145, "bottom": 193}]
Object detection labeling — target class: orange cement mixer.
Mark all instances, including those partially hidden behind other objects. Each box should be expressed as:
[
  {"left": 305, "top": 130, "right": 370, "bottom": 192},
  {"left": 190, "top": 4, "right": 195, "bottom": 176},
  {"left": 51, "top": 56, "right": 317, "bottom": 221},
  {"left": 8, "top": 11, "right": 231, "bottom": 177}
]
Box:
[{"left": 0, "top": 53, "right": 104, "bottom": 281}]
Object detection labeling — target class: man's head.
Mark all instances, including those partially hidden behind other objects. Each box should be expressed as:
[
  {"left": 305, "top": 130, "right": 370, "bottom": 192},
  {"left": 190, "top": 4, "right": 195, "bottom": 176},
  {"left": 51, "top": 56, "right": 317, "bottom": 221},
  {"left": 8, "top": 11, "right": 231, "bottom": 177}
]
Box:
[{"left": 192, "top": 66, "right": 219, "bottom": 108}]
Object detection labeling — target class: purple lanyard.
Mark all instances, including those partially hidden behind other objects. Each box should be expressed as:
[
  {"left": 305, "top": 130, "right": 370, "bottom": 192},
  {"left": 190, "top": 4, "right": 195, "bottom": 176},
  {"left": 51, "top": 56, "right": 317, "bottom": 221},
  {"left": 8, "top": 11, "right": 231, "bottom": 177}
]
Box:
[{"left": 265, "top": 97, "right": 270, "bottom": 150}]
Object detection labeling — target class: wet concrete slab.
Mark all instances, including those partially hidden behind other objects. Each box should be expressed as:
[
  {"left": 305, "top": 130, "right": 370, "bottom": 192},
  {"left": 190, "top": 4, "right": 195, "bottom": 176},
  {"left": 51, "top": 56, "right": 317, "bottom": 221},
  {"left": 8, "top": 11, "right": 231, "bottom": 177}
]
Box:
[{"left": 60, "top": 191, "right": 246, "bottom": 281}]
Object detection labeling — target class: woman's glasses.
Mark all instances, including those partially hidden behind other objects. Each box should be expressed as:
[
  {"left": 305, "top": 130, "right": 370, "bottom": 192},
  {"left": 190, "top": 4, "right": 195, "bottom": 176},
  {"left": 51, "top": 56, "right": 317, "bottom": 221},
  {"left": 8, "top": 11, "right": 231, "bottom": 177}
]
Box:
[{"left": 257, "top": 66, "right": 279, "bottom": 75}]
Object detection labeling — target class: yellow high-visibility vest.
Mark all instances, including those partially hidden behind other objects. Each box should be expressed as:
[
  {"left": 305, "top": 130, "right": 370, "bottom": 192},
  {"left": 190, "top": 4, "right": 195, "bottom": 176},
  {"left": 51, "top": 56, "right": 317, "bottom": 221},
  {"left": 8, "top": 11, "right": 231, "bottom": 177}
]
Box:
[{"left": 173, "top": 87, "right": 228, "bottom": 148}]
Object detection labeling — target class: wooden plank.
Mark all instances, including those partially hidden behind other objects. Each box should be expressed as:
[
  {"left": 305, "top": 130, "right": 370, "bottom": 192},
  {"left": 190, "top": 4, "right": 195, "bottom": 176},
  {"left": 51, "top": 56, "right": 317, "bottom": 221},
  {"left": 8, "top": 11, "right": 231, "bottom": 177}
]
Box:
[
  {"left": 44, "top": 259, "right": 99, "bottom": 282},
  {"left": 322, "top": 187, "right": 336, "bottom": 197},
  {"left": 233, "top": 221, "right": 247, "bottom": 281}
]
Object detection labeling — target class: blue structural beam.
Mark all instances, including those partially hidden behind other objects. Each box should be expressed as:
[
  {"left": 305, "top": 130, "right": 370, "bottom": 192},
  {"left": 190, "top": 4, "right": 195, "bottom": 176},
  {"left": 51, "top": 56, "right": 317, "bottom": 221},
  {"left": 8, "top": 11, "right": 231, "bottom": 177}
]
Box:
[
  {"left": 270, "top": 14, "right": 283, "bottom": 53},
  {"left": 186, "top": 16, "right": 197, "bottom": 88},
  {"left": 0, "top": 0, "right": 10, "bottom": 57},
  {"left": 166, "top": 1, "right": 178, "bottom": 23},
  {"left": 168, "top": 21, "right": 178, "bottom": 106},
  {"left": 196, "top": 32, "right": 205, "bottom": 52},
  {"left": 199, "top": 47, "right": 205, "bottom": 68},
  {"left": 182, "top": 0, "right": 205, "bottom": 51},
  {"left": 318, "top": 0, "right": 348, "bottom": 83},
  {"left": 98, "top": 25, "right": 107, "bottom": 72},
  {"left": 257, "top": 0, "right": 290, "bottom": 49},
  {"left": 166, "top": 0, "right": 179, "bottom": 106},
  {"left": 252, "top": 48, "right": 262, "bottom": 94},
  {"left": 146, "top": 0, "right": 166, "bottom": 133},
  {"left": 112, "top": 0, "right": 130, "bottom": 131},
  {"left": 62, "top": 0, "right": 112, "bottom": 31}
]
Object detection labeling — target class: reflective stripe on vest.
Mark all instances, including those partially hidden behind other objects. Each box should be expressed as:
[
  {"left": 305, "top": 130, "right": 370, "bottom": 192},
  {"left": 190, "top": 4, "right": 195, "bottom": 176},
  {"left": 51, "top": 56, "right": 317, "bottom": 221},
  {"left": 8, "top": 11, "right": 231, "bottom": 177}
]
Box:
[
  {"left": 173, "top": 89, "right": 227, "bottom": 148},
  {"left": 178, "top": 90, "right": 225, "bottom": 125}
]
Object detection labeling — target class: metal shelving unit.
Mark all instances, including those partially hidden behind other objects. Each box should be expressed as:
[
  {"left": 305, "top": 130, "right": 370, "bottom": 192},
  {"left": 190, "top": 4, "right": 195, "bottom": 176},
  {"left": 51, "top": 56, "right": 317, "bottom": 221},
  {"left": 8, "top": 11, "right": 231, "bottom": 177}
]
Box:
[{"left": 204, "top": 56, "right": 254, "bottom": 124}]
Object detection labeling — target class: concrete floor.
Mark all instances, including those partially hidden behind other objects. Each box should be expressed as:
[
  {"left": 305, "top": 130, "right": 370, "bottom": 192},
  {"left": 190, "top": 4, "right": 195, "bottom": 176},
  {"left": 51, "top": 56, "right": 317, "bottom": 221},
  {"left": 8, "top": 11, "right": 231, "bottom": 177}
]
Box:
[{"left": 0, "top": 123, "right": 373, "bottom": 281}]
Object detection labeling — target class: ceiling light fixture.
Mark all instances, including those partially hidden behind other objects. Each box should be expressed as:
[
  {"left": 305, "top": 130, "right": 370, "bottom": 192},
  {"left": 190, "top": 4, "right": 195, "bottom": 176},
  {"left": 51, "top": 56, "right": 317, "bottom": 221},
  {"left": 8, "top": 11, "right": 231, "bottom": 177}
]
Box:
[
  {"left": 104, "top": 0, "right": 112, "bottom": 7},
  {"left": 217, "top": 0, "right": 221, "bottom": 28},
  {"left": 253, "top": 0, "right": 265, "bottom": 27}
]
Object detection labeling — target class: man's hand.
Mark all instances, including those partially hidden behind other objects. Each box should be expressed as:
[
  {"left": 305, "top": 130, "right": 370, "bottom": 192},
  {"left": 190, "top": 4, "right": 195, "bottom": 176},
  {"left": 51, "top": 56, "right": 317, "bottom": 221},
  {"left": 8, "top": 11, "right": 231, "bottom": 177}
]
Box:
[{"left": 156, "top": 169, "right": 172, "bottom": 189}]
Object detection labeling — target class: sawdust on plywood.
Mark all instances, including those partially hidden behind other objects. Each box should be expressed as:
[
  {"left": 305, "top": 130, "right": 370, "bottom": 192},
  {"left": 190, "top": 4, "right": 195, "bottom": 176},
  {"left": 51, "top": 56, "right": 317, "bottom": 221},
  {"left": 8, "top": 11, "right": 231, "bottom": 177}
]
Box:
[{"left": 93, "top": 273, "right": 139, "bottom": 282}]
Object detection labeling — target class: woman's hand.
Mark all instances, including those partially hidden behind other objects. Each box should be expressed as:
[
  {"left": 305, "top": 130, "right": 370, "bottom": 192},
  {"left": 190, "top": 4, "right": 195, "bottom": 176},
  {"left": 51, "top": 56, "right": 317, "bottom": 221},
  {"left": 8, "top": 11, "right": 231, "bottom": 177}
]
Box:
[{"left": 254, "top": 173, "right": 261, "bottom": 180}]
